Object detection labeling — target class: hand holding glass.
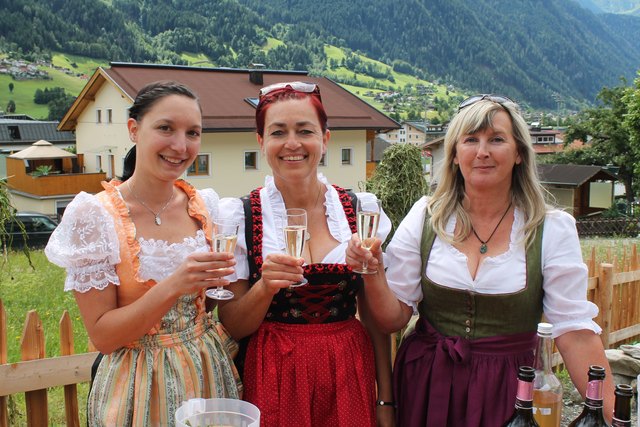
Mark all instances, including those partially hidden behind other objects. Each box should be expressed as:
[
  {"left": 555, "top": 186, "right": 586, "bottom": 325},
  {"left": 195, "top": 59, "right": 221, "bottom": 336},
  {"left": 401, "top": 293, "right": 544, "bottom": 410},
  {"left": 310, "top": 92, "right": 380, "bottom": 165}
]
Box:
[
  {"left": 283, "top": 208, "right": 308, "bottom": 287},
  {"left": 353, "top": 198, "right": 381, "bottom": 275},
  {"left": 205, "top": 219, "right": 239, "bottom": 301}
]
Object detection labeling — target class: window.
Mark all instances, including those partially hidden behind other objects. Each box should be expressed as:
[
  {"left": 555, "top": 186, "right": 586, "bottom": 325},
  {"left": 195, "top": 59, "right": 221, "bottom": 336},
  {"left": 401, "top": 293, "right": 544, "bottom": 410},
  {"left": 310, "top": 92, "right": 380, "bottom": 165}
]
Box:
[
  {"left": 188, "top": 154, "right": 210, "bottom": 176},
  {"left": 244, "top": 151, "right": 258, "bottom": 170},
  {"left": 8, "top": 126, "right": 21, "bottom": 140},
  {"left": 107, "top": 109, "right": 113, "bottom": 124},
  {"left": 319, "top": 152, "right": 327, "bottom": 167},
  {"left": 96, "top": 109, "right": 102, "bottom": 124},
  {"left": 341, "top": 148, "right": 352, "bottom": 165}
]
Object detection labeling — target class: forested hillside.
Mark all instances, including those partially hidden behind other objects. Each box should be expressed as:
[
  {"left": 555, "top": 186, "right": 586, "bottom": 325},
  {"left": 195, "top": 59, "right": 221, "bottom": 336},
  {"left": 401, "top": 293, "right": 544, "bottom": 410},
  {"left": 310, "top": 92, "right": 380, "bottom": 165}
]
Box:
[
  {"left": 1, "top": 0, "right": 639, "bottom": 109},
  {"left": 238, "top": 0, "right": 640, "bottom": 108}
]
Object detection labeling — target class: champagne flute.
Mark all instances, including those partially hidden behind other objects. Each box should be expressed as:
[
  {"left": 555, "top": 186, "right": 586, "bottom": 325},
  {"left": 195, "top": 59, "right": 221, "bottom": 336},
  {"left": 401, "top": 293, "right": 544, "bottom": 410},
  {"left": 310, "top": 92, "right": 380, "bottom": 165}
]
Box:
[
  {"left": 205, "top": 219, "right": 239, "bottom": 301},
  {"left": 283, "top": 208, "right": 308, "bottom": 287},
  {"left": 353, "top": 197, "right": 381, "bottom": 275}
]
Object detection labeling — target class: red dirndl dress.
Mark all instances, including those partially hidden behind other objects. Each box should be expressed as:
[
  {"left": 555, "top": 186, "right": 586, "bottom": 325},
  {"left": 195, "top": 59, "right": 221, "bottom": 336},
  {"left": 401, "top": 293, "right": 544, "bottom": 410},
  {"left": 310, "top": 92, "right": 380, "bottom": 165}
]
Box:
[{"left": 242, "top": 187, "right": 376, "bottom": 427}]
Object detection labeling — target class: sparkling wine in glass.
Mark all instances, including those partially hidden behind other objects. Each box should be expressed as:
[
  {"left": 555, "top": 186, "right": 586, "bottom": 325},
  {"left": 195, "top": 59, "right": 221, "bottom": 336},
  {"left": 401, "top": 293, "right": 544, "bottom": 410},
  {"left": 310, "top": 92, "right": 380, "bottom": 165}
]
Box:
[
  {"left": 353, "top": 197, "right": 381, "bottom": 275},
  {"left": 205, "top": 219, "right": 239, "bottom": 301},
  {"left": 283, "top": 208, "right": 308, "bottom": 287}
]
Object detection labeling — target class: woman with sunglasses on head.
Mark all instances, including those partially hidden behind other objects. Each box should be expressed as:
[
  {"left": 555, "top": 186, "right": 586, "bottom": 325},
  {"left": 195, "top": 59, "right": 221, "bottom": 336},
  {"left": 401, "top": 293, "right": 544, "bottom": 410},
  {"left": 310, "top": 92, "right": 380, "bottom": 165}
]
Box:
[
  {"left": 45, "top": 81, "right": 242, "bottom": 426},
  {"left": 217, "top": 81, "right": 395, "bottom": 426},
  {"left": 346, "top": 95, "right": 614, "bottom": 426}
]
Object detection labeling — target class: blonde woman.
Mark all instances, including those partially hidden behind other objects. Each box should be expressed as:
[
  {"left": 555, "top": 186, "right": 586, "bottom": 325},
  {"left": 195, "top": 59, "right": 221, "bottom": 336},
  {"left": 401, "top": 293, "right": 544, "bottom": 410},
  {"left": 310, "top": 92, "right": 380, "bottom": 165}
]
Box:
[{"left": 346, "top": 94, "right": 614, "bottom": 426}]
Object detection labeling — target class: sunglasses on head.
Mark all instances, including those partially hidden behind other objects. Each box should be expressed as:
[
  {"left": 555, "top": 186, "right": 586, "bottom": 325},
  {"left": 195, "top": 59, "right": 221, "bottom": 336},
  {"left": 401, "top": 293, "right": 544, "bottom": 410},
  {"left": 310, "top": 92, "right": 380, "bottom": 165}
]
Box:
[
  {"left": 457, "top": 94, "right": 517, "bottom": 112},
  {"left": 259, "top": 81, "right": 320, "bottom": 98}
]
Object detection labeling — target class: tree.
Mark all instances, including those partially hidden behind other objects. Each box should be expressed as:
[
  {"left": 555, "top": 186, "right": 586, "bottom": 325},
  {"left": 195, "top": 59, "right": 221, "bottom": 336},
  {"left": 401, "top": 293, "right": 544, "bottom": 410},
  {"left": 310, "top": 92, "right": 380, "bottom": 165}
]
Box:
[
  {"left": 47, "top": 94, "right": 76, "bottom": 121},
  {"left": 6, "top": 100, "right": 16, "bottom": 113},
  {"left": 366, "top": 143, "right": 429, "bottom": 244},
  {"left": 559, "top": 82, "right": 638, "bottom": 206},
  {"left": 623, "top": 72, "right": 640, "bottom": 187},
  {"left": 8, "top": 82, "right": 14, "bottom": 93}
]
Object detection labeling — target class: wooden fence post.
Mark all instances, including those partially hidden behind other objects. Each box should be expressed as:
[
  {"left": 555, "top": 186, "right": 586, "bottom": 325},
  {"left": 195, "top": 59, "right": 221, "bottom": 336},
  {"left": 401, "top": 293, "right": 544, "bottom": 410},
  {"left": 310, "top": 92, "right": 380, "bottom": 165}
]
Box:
[
  {"left": 20, "top": 311, "right": 48, "bottom": 427},
  {"left": 599, "top": 263, "right": 614, "bottom": 349},
  {"left": 0, "top": 300, "right": 8, "bottom": 427},
  {"left": 60, "top": 311, "right": 80, "bottom": 427}
]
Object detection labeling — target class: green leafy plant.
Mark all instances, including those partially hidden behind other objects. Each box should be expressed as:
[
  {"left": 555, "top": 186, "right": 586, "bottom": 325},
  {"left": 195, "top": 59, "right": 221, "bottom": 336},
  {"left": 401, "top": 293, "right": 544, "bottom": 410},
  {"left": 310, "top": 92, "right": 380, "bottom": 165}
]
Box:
[
  {"left": 366, "top": 143, "right": 430, "bottom": 245},
  {"left": 1, "top": 177, "right": 32, "bottom": 270},
  {"left": 33, "top": 165, "right": 53, "bottom": 176}
]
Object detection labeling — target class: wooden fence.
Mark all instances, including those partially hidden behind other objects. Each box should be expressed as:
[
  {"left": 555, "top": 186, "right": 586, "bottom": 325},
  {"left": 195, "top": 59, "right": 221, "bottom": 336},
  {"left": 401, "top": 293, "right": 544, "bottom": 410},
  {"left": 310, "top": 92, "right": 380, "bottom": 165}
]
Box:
[
  {"left": 576, "top": 216, "right": 640, "bottom": 237},
  {"left": 1, "top": 244, "right": 639, "bottom": 426}
]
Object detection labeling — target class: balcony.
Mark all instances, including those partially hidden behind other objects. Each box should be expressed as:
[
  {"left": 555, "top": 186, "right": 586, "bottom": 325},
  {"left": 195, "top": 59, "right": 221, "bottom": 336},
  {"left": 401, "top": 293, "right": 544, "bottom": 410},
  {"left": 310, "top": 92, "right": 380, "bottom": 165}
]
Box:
[{"left": 6, "top": 156, "right": 106, "bottom": 196}]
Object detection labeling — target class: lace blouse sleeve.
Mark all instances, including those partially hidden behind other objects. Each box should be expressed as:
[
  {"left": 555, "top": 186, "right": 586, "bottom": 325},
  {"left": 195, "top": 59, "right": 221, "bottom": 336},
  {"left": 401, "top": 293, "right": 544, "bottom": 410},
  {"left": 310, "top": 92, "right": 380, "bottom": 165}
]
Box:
[{"left": 45, "top": 192, "right": 120, "bottom": 293}]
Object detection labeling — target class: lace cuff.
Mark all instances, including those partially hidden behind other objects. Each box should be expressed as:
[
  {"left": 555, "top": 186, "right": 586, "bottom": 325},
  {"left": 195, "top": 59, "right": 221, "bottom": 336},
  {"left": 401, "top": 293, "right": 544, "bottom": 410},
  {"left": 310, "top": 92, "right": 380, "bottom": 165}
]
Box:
[{"left": 65, "top": 263, "right": 120, "bottom": 293}]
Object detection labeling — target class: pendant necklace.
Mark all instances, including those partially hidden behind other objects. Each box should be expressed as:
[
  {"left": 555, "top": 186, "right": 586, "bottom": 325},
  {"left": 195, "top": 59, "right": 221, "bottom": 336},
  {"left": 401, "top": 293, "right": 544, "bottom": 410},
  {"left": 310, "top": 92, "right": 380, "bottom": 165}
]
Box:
[
  {"left": 126, "top": 181, "right": 175, "bottom": 226},
  {"left": 471, "top": 202, "right": 512, "bottom": 254}
]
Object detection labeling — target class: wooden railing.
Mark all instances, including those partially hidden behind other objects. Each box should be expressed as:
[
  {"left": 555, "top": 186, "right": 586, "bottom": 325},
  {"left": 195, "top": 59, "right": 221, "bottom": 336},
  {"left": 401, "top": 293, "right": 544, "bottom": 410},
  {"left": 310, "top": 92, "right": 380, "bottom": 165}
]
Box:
[
  {"left": 576, "top": 216, "right": 640, "bottom": 237},
  {"left": 1, "top": 244, "right": 639, "bottom": 426}
]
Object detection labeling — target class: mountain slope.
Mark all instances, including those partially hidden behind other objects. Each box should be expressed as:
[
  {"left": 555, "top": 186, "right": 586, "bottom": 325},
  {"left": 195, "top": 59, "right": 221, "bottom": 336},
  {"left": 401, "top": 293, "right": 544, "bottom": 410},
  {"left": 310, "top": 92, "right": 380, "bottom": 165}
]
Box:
[
  {"left": 238, "top": 0, "right": 640, "bottom": 108},
  {"left": 1, "top": 0, "right": 639, "bottom": 109}
]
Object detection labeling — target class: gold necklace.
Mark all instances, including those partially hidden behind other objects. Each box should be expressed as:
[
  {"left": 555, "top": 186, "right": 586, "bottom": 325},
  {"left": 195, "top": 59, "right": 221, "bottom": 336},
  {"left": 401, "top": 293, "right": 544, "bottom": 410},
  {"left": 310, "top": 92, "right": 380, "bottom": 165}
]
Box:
[
  {"left": 470, "top": 202, "right": 512, "bottom": 254},
  {"left": 126, "top": 181, "right": 175, "bottom": 226}
]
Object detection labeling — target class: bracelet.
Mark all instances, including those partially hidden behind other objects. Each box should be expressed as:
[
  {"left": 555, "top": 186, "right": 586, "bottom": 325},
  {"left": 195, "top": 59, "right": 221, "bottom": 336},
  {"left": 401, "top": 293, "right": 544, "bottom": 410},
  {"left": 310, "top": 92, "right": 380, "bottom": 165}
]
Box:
[{"left": 376, "top": 400, "right": 395, "bottom": 407}]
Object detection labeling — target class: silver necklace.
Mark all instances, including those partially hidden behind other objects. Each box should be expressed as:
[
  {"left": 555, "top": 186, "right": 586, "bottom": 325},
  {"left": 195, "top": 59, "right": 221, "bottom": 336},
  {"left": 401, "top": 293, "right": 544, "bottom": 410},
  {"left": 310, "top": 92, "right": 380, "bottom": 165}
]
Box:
[
  {"left": 304, "top": 184, "right": 324, "bottom": 241},
  {"left": 470, "top": 202, "right": 512, "bottom": 254},
  {"left": 126, "top": 181, "right": 174, "bottom": 226}
]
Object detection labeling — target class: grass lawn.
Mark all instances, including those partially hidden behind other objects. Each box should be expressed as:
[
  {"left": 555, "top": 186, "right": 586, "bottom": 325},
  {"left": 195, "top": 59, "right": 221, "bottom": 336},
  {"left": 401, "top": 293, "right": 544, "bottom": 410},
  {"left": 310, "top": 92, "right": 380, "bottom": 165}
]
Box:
[{"left": 1, "top": 250, "right": 88, "bottom": 425}]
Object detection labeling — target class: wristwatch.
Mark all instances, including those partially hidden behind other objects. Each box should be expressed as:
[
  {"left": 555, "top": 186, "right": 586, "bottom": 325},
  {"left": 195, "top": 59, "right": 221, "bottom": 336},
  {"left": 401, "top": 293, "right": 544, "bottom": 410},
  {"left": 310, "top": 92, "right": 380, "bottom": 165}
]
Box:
[{"left": 376, "top": 400, "right": 395, "bottom": 407}]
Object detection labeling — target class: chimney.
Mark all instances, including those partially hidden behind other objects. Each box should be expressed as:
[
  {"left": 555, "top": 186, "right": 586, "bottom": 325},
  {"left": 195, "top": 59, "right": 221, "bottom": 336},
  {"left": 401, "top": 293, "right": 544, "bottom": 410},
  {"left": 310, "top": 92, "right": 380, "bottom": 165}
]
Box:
[{"left": 249, "top": 63, "right": 265, "bottom": 85}]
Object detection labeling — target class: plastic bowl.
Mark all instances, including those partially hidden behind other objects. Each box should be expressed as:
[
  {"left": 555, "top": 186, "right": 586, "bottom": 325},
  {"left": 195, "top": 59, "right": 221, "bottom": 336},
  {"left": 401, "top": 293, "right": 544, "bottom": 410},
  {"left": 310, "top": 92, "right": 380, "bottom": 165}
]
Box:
[{"left": 175, "top": 398, "right": 260, "bottom": 427}]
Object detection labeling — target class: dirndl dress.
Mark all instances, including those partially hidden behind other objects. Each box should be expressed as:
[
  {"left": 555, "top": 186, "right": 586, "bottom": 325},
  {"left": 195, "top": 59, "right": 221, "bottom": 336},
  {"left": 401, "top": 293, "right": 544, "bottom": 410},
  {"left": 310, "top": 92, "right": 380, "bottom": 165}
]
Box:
[
  {"left": 242, "top": 187, "right": 377, "bottom": 427},
  {"left": 393, "top": 213, "right": 545, "bottom": 427},
  {"left": 70, "top": 180, "right": 241, "bottom": 426}
]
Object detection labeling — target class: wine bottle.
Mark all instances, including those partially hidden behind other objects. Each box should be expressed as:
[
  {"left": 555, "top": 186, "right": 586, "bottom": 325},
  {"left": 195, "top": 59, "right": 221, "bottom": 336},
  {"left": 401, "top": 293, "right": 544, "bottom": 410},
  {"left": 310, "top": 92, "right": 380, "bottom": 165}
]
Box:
[
  {"left": 502, "top": 366, "right": 540, "bottom": 426},
  {"left": 567, "top": 365, "right": 609, "bottom": 427},
  {"left": 611, "top": 384, "right": 633, "bottom": 427},
  {"left": 532, "top": 322, "right": 563, "bottom": 427}
]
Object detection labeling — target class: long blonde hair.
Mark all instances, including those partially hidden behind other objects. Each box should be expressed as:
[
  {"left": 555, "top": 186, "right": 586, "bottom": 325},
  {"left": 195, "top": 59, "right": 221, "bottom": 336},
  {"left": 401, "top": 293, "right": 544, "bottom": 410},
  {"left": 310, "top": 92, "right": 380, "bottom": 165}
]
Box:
[{"left": 427, "top": 98, "right": 548, "bottom": 247}]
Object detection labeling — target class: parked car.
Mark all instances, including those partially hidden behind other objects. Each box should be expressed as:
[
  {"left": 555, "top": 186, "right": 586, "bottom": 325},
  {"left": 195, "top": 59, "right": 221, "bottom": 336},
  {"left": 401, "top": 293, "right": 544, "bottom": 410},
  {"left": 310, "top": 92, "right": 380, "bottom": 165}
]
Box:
[{"left": 2, "top": 211, "right": 58, "bottom": 249}]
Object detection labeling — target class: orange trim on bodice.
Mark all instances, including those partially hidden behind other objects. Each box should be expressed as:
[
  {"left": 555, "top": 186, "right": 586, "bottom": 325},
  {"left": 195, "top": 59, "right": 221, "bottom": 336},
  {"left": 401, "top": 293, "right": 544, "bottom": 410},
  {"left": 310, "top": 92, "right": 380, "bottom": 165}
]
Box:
[{"left": 96, "top": 179, "right": 215, "bottom": 335}]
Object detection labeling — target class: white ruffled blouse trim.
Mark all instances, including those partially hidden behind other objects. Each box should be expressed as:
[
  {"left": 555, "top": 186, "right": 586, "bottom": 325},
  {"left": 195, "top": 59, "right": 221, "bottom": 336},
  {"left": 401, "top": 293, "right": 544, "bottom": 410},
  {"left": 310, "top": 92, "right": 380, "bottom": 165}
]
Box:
[
  {"left": 444, "top": 207, "right": 524, "bottom": 265},
  {"left": 46, "top": 188, "right": 227, "bottom": 292},
  {"left": 264, "top": 173, "right": 353, "bottom": 247}
]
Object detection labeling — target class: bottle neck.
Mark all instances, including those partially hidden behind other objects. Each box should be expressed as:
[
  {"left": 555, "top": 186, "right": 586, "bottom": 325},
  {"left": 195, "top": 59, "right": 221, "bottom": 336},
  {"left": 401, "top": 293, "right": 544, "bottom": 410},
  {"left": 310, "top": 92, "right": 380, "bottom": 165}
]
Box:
[
  {"left": 584, "top": 378, "right": 604, "bottom": 409},
  {"left": 613, "top": 394, "right": 632, "bottom": 425},
  {"left": 515, "top": 378, "right": 534, "bottom": 411},
  {"left": 534, "top": 332, "right": 553, "bottom": 372}
]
